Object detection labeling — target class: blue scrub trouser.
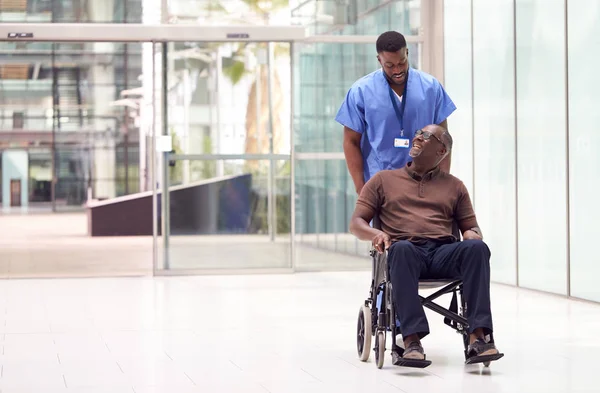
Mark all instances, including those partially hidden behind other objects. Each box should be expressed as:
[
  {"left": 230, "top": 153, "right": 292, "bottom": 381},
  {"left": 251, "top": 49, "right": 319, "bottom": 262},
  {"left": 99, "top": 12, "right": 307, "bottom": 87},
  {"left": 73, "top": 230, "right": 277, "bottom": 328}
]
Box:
[{"left": 388, "top": 239, "right": 494, "bottom": 339}]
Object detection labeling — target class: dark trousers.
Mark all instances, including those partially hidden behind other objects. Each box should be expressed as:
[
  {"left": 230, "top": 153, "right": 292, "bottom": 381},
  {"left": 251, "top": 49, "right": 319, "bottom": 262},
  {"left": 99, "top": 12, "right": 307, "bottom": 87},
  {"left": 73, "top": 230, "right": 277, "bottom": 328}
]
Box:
[{"left": 388, "top": 239, "right": 494, "bottom": 339}]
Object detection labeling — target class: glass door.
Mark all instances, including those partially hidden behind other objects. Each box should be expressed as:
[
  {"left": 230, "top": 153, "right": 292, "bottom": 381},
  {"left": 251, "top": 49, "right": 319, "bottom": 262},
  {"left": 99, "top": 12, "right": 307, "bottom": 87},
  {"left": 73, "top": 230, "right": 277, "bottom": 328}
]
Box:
[
  {"left": 0, "top": 39, "right": 155, "bottom": 278},
  {"left": 0, "top": 23, "right": 305, "bottom": 276},
  {"left": 158, "top": 40, "right": 293, "bottom": 272}
]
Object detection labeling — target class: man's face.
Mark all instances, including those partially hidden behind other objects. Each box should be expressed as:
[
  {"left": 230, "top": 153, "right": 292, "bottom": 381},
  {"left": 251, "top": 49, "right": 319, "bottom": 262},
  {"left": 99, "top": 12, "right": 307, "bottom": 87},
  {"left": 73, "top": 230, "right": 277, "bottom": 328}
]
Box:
[
  {"left": 377, "top": 48, "right": 409, "bottom": 86},
  {"left": 409, "top": 126, "right": 447, "bottom": 163}
]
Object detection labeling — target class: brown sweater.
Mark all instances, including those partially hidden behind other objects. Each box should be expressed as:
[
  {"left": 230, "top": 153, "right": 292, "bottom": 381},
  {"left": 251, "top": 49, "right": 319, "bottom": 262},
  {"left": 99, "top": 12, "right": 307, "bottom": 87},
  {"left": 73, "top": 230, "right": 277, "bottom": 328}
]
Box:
[{"left": 356, "top": 163, "right": 479, "bottom": 242}]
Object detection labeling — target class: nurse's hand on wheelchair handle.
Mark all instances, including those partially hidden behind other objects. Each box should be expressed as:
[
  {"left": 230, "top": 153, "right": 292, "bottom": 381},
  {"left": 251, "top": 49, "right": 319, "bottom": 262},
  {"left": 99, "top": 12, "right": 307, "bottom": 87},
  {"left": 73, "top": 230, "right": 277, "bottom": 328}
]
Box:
[{"left": 371, "top": 231, "right": 391, "bottom": 254}]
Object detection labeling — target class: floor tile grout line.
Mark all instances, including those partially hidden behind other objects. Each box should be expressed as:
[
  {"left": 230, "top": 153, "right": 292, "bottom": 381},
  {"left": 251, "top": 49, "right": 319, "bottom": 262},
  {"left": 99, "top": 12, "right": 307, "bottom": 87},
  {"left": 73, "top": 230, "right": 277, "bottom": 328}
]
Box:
[
  {"left": 116, "top": 361, "right": 125, "bottom": 374},
  {"left": 229, "top": 360, "right": 243, "bottom": 371},
  {"left": 259, "top": 382, "right": 272, "bottom": 392},
  {"left": 424, "top": 369, "right": 444, "bottom": 379},
  {"left": 382, "top": 379, "right": 409, "bottom": 393},
  {"left": 57, "top": 353, "right": 61, "bottom": 365},
  {"left": 300, "top": 367, "right": 322, "bottom": 383},
  {"left": 184, "top": 371, "right": 197, "bottom": 386},
  {"left": 335, "top": 356, "right": 360, "bottom": 369},
  {"left": 63, "top": 374, "right": 68, "bottom": 388}
]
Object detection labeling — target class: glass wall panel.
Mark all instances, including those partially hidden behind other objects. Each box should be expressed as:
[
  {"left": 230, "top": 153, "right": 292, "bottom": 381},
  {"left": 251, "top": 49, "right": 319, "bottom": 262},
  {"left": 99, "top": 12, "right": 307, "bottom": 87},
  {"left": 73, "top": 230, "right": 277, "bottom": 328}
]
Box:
[
  {"left": 162, "top": 40, "right": 293, "bottom": 271},
  {"left": 166, "top": 42, "right": 291, "bottom": 158},
  {"left": 293, "top": 40, "right": 422, "bottom": 269},
  {"left": 0, "top": 41, "right": 142, "bottom": 212},
  {"left": 516, "top": 0, "right": 567, "bottom": 295},
  {"left": 51, "top": 42, "right": 142, "bottom": 210},
  {"left": 165, "top": 159, "right": 291, "bottom": 271},
  {"left": 443, "top": 0, "right": 473, "bottom": 195},
  {"left": 567, "top": 1, "right": 600, "bottom": 302},
  {"left": 291, "top": 0, "right": 421, "bottom": 36},
  {"left": 294, "top": 157, "right": 370, "bottom": 270},
  {"left": 0, "top": 0, "right": 142, "bottom": 23},
  {"left": 294, "top": 42, "right": 421, "bottom": 154},
  {"left": 0, "top": 39, "right": 153, "bottom": 279},
  {"left": 472, "top": 0, "right": 517, "bottom": 285},
  {"left": 168, "top": 0, "right": 286, "bottom": 26}
]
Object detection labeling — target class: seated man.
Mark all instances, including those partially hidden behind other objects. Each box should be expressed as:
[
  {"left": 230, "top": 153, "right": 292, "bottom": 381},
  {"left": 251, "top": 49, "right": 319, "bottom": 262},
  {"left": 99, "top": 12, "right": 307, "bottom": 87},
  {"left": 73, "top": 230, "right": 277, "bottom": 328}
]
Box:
[{"left": 349, "top": 124, "right": 502, "bottom": 366}]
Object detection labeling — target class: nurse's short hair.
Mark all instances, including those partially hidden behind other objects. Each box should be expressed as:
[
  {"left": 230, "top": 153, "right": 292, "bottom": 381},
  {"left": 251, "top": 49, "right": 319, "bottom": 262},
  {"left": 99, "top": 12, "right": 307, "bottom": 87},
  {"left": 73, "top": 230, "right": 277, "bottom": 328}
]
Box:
[{"left": 376, "top": 31, "right": 407, "bottom": 53}]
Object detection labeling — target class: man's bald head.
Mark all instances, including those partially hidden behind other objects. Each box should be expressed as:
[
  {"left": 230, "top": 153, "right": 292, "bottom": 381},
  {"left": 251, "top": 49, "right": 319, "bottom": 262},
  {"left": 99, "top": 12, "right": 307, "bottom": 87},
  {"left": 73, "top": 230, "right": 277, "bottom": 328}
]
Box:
[
  {"left": 422, "top": 124, "right": 452, "bottom": 151},
  {"left": 409, "top": 124, "right": 453, "bottom": 168}
]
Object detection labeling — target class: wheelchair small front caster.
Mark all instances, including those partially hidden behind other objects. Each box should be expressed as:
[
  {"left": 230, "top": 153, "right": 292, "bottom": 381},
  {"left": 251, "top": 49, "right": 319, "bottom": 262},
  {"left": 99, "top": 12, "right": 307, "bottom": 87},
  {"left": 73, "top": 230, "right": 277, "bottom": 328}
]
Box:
[
  {"left": 375, "top": 331, "right": 385, "bottom": 369},
  {"left": 484, "top": 361, "right": 490, "bottom": 367}
]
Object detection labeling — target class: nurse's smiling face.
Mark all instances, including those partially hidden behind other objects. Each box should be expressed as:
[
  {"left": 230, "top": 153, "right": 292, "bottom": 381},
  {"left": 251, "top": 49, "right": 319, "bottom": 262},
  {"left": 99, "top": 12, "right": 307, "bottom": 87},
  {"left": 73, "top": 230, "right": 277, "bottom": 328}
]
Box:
[{"left": 378, "top": 48, "right": 409, "bottom": 86}]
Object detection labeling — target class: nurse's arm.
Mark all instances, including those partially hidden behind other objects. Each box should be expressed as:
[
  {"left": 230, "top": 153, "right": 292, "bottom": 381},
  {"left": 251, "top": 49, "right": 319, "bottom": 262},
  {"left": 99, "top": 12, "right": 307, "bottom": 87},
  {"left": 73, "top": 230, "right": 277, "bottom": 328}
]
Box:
[
  {"left": 437, "top": 118, "right": 452, "bottom": 173},
  {"left": 343, "top": 127, "right": 365, "bottom": 194}
]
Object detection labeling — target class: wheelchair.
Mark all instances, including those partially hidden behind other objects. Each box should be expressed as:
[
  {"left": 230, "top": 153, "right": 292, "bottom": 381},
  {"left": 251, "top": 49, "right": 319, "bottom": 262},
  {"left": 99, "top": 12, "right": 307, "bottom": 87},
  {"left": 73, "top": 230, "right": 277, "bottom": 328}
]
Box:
[{"left": 356, "top": 220, "right": 501, "bottom": 369}]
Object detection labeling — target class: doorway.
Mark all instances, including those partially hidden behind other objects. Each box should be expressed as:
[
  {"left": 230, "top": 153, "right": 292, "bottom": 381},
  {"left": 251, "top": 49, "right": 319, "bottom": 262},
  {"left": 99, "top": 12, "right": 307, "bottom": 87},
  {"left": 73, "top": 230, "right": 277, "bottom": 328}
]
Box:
[
  {"left": 0, "top": 24, "right": 305, "bottom": 277},
  {"left": 10, "top": 179, "right": 21, "bottom": 207}
]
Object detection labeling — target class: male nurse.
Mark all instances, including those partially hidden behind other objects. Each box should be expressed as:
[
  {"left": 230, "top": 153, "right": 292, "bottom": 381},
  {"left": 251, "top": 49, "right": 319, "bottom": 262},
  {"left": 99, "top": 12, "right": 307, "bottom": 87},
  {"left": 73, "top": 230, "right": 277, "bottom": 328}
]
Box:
[{"left": 336, "top": 31, "right": 457, "bottom": 194}]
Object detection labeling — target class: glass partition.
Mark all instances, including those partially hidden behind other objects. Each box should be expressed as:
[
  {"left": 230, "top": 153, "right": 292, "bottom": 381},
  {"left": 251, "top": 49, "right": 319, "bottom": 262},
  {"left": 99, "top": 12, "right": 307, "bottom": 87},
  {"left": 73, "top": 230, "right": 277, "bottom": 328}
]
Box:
[
  {"left": 471, "top": 0, "right": 517, "bottom": 286},
  {"left": 0, "top": 41, "right": 143, "bottom": 213},
  {"left": 0, "top": 0, "right": 143, "bottom": 23},
  {"left": 567, "top": 0, "right": 600, "bottom": 302},
  {"left": 294, "top": 41, "right": 421, "bottom": 154},
  {"left": 515, "top": 0, "right": 568, "bottom": 295},
  {"left": 291, "top": 40, "right": 423, "bottom": 270},
  {"left": 291, "top": 0, "right": 421, "bottom": 36},
  {"left": 294, "top": 157, "right": 369, "bottom": 271},
  {"left": 443, "top": 0, "right": 473, "bottom": 194},
  {"left": 160, "top": 40, "right": 293, "bottom": 271},
  {"left": 0, "top": 38, "right": 154, "bottom": 278},
  {"left": 164, "top": 158, "right": 291, "bottom": 270},
  {"left": 166, "top": 42, "right": 291, "bottom": 156}
]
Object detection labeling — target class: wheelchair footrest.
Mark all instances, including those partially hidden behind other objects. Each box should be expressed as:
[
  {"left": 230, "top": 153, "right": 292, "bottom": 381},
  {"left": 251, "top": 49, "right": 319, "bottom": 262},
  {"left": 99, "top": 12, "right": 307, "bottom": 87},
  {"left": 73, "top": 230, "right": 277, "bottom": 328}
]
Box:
[
  {"left": 465, "top": 353, "right": 504, "bottom": 365},
  {"left": 392, "top": 350, "right": 432, "bottom": 368}
]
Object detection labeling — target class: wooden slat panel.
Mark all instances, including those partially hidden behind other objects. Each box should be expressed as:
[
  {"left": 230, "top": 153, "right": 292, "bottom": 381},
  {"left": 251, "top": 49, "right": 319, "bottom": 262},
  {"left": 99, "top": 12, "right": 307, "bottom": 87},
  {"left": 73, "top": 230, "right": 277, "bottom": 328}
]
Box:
[
  {"left": 0, "top": 0, "right": 27, "bottom": 11},
  {"left": 0, "top": 65, "right": 30, "bottom": 80}
]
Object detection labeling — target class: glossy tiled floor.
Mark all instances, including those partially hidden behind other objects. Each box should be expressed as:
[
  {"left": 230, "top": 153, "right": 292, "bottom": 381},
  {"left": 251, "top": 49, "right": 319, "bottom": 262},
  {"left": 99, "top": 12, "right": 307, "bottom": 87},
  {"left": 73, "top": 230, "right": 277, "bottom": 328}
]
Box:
[{"left": 0, "top": 271, "right": 598, "bottom": 392}]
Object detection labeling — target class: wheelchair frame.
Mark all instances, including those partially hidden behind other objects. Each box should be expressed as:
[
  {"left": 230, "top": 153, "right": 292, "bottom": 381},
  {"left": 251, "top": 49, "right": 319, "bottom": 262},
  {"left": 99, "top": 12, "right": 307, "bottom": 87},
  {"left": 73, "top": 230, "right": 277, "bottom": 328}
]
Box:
[{"left": 356, "top": 220, "right": 473, "bottom": 369}]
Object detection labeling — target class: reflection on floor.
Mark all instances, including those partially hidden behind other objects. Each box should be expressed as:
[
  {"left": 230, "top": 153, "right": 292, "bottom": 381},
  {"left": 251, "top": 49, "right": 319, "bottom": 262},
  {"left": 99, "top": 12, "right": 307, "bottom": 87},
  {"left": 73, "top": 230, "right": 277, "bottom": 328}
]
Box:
[
  {"left": 0, "top": 213, "right": 153, "bottom": 278},
  {"left": 0, "top": 213, "right": 370, "bottom": 278},
  {"left": 0, "top": 271, "right": 596, "bottom": 393}
]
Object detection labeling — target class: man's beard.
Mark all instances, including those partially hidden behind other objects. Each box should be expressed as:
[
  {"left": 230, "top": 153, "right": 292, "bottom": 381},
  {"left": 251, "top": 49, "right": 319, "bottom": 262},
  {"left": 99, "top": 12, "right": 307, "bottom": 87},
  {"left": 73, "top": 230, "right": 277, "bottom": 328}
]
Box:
[{"left": 386, "top": 71, "right": 406, "bottom": 86}]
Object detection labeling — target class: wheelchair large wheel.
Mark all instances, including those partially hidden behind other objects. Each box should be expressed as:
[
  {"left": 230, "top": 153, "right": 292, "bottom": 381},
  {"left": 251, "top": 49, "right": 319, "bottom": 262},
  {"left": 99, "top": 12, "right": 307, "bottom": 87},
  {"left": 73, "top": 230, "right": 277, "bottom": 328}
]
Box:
[
  {"left": 357, "top": 304, "right": 372, "bottom": 361},
  {"left": 375, "top": 331, "right": 385, "bottom": 369}
]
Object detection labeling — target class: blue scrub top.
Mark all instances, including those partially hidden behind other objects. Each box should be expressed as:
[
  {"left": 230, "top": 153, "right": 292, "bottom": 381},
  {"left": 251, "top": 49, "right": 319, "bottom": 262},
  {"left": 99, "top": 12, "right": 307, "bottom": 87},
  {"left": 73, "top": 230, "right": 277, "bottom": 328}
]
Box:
[{"left": 335, "top": 68, "right": 456, "bottom": 182}]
